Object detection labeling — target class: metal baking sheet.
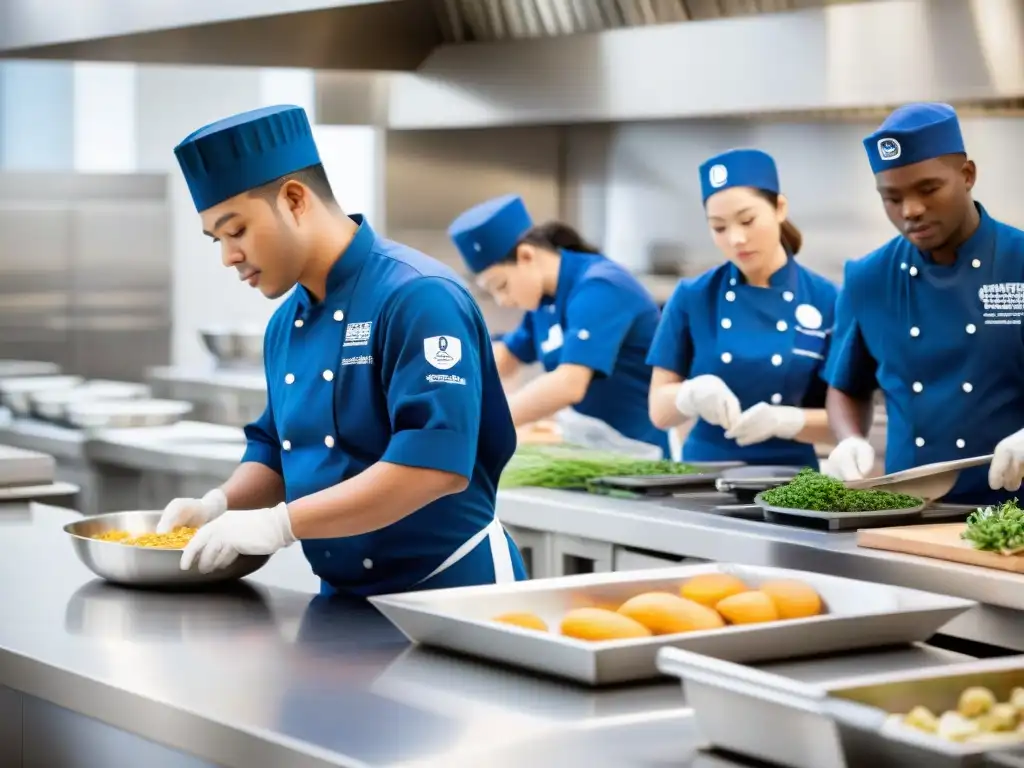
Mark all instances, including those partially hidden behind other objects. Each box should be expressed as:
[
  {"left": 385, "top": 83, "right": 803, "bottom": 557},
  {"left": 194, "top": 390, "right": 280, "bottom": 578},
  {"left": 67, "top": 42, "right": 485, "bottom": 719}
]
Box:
[
  {"left": 0, "top": 445, "right": 56, "bottom": 487},
  {"left": 590, "top": 461, "right": 745, "bottom": 495},
  {"left": 755, "top": 492, "right": 926, "bottom": 531},
  {"left": 657, "top": 649, "right": 1024, "bottom": 768},
  {"left": 369, "top": 563, "right": 975, "bottom": 686}
]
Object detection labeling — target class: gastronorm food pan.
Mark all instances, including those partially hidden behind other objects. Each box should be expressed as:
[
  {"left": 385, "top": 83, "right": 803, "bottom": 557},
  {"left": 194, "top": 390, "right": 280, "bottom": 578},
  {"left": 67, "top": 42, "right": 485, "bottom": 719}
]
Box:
[
  {"left": 590, "top": 461, "right": 746, "bottom": 495},
  {"left": 0, "top": 444, "right": 56, "bottom": 487},
  {"left": 369, "top": 564, "right": 975, "bottom": 686},
  {"left": 64, "top": 511, "right": 269, "bottom": 588},
  {"left": 715, "top": 465, "right": 803, "bottom": 501},
  {"left": 658, "top": 649, "right": 1024, "bottom": 768},
  {"left": 199, "top": 327, "right": 264, "bottom": 368},
  {"left": 29, "top": 380, "right": 151, "bottom": 422},
  {"left": 0, "top": 375, "right": 83, "bottom": 416},
  {"left": 63, "top": 398, "right": 193, "bottom": 429},
  {"left": 755, "top": 491, "right": 927, "bottom": 531}
]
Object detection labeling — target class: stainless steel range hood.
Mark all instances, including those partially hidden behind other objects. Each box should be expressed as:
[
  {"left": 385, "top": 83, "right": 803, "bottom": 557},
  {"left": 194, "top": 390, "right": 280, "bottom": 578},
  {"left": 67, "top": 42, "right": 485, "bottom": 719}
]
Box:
[
  {"left": 0, "top": 0, "right": 442, "bottom": 70},
  {"left": 323, "top": 0, "right": 1024, "bottom": 128}
]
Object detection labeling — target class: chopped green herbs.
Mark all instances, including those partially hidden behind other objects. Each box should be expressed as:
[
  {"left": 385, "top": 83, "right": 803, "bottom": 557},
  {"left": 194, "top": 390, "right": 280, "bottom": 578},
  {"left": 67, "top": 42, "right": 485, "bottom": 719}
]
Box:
[
  {"left": 760, "top": 469, "right": 923, "bottom": 513},
  {"left": 962, "top": 500, "right": 1024, "bottom": 555},
  {"left": 499, "top": 444, "right": 701, "bottom": 490}
]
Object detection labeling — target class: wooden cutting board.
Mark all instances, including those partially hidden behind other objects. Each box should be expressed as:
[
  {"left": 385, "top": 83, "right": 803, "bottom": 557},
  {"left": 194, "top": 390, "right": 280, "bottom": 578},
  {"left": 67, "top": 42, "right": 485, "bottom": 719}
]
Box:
[{"left": 857, "top": 524, "right": 1024, "bottom": 573}]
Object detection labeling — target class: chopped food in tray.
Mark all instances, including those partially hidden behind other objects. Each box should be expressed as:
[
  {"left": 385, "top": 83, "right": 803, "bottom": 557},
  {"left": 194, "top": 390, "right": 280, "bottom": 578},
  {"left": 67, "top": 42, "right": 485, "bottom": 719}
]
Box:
[
  {"left": 91, "top": 526, "right": 197, "bottom": 549},
  {"left": 498, "top": 443, "right": 702, "bottom": 490},
  {"left": 962, "top": 499, "right": 1024, "bottom": 555},
  {"left": 760, "top": 468, "right": 923, "bottom": 512},
  {"left": 491, "top": 573, "right": 824, "bottom": 641},
  {"left": 886, "top": 684, "right": 1024, "bottom": 746}
]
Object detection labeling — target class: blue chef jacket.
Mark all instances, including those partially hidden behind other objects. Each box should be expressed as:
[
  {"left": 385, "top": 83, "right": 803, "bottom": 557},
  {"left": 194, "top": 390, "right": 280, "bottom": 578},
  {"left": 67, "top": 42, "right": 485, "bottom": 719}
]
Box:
[
  {"left": 825, "top": 203, "right": 1024, "bottom": 505},
  {"left": 648, "top": 257, "right": 838, "bottom": 467},
  {"left": 500, "top": 249, "right": 670, "bottom": 456},
  {"left": 242, "top": 216, "right": 527, "bottom": 596}
]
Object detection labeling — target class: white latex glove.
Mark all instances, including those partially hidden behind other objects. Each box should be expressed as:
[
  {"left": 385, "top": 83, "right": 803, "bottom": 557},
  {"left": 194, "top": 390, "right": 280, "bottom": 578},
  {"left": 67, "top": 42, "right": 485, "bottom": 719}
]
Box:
[
  {"left": 724, "top": 402, "right": 806, "bottom": 447},
  {"left": 180, "top": 503, "right": 296, "bottom": 574},
  {"left": 675, "top": 375, "right": 742, "bottom": 430},
  {"left": 990, "top": 428, "right": 1024, "bottom": 492},
  {"left": 828, "top": 436, "right": 876, "bottom": 481},
  {"left": 156, "top": 488, "right": 227, "bottom": 533}
]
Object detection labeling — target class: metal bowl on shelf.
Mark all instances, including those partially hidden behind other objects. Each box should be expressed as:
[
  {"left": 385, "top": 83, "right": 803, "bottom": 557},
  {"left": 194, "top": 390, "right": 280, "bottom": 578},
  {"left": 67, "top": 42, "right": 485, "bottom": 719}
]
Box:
[
  {"left": 64, "top": 511, "right": 270, "bottom": 588},
  {"left": 199, "top": 328, "right": 264, "bottom": 368},
  {"left": 29, "top": 380, "right": 151, "bottom": 422},
  {"left": 0, "top": 375, "right": 84, "bottom": 416}
]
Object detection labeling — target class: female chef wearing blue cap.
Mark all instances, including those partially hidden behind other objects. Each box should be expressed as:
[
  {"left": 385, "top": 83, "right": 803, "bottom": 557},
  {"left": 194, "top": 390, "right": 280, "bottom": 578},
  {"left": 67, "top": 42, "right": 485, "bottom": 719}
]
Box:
[
  {"left": 447, "top": 195, "right": 669, "bottom": 456},
  {"left": 825, "top": 102, "right": 1024, "bottom": 504},
  {"left": 156, "top": 105, "right": 527, "bottom": 594},
  {"left": 647, "top": 149, "right": 838, "bottom": 467}
]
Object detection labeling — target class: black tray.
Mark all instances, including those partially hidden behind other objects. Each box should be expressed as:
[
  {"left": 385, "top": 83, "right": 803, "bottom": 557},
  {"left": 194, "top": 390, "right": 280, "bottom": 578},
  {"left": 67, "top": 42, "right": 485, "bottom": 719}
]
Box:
[{"left": 590, "top": 462, "right": 744, "bottom": 496}]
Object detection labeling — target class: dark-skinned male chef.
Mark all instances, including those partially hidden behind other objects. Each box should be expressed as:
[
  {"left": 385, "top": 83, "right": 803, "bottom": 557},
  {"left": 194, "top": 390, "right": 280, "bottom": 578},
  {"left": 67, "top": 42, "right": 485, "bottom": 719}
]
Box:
[
  {"left": 825, "top": 102, "right": 1024, "bottom": 505},
  {"left": 156, "top": 105, "right": 527, "bottom": 594}
]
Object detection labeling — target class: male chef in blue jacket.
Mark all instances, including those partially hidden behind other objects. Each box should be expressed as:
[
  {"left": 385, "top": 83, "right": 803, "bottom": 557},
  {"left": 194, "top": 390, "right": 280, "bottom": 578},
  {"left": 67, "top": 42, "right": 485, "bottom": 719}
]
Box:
[
  {"left": 825, "top": 102, "right": 1024, "bottom": 504},
  {"left": 157, "top": 105, "right": 527, "bottom": 595}
]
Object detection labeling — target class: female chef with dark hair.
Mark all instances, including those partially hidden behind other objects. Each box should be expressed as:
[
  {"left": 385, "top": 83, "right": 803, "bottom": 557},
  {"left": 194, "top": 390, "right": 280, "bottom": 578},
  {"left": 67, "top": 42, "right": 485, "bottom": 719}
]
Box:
[
  {"left": 647, "top": 149, "right": 838, "bottom": 467},
  {"left": 448, "top": 194, "right": 669, "bottom": 457}
]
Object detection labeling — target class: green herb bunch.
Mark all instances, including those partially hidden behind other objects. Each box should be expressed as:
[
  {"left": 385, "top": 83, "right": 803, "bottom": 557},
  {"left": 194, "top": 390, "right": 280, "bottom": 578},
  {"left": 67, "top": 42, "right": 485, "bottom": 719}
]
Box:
[
  {"left": 499, "top": 444, "right": 700, "bottom": 490},
  {"left": 961, "top": 499, "right": 1024, "bottom": 554},
  {"left": 760, "top": 469, "right": 924, "bottom": 513}
]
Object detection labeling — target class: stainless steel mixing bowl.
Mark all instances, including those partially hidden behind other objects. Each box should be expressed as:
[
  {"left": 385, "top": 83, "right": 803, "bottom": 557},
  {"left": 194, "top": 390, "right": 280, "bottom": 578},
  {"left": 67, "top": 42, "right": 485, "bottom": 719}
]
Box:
[
  {"left": 199, "top": 329, "right": 264, "bottom": 368},
  {"left": 64, "top": 511, "right": 269, "bottom": 588}
]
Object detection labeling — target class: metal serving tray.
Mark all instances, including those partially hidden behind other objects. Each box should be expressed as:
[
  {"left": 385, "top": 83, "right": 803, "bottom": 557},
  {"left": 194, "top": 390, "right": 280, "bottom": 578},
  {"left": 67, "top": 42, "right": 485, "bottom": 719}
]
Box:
[
  {"left": 657, "top": 649, "right": 1024, "bottom": 768},
  {"left": 64, "top": 398, "right": 193, "bottom": 429},
  {"left": 755, "top": 492, "right": 926, "bottom": 531},
  {"left": 64, "top": 511, "right": 269, "bottom": 588},
  {"left": 716, "top": 465, "right": 803, "bottom": 499},
  {"left": 369, "top": 564, "right": 975, "bottom": 686},
  {"left": 590, "top": 461, "right": 745, "bottom": 495}
]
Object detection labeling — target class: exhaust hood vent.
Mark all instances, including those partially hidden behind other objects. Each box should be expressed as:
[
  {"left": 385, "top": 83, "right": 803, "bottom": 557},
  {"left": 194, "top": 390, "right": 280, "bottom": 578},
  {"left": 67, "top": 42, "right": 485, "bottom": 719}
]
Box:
[{"left": 433, "top": 0, "right": 876, "bottom": 42}]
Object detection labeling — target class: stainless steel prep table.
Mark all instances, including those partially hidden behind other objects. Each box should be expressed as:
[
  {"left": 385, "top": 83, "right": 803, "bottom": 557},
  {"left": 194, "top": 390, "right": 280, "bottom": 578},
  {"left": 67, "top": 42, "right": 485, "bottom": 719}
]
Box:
[
  {"left": 498, "top": 488, "right": 1024, "bottom": 651},
  {"left": 0, "top": 503, "right": 970, "bottom": 768}
]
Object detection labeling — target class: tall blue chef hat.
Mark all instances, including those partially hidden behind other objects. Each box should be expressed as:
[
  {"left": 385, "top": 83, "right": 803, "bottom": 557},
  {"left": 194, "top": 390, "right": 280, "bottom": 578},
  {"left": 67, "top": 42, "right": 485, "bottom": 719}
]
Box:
[
  {"left": 699, "top": 149, "right": 780, "bottom": 203},
  {"left": 862, "top": 103, "right": 965, "bottom": 174},
  {"left": 447, "top": 194, "right": 534, "bottom": 274},
  {"left": 174, "top": 105, "right": 322, "bottom": 212}
]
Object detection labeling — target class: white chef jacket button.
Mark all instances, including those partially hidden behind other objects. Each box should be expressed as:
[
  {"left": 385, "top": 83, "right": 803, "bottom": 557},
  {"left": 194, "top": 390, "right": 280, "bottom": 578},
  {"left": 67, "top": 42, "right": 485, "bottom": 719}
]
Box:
[
  {"left": 909, "top": 327, "right": 920, "bottom": 337},
  {"left": 725, "top": 290, "right": 736, "bottom": 302},
  {"left": 334, "top": 310, "right": 344, "bottom": 321},
  {"left": 771, "top": 393, "right": 782, "bottom": 404},
  {"left": 323, "top": 370, "right": 334, "bottom": 382},
  {"left": 729, "top": 278, "right": 737, "bottom": 286},
  {"left": 721, "top": 318, "right": 732, "bottom": 329},
  {"left": 363, "top": 558, "right": 373, "bottom": 569},
  {"left": 909, "top": 266, "right": 918, "bottom": 277},
  {"left": 915, "top": 437, "right": 925, "bottom": 447},
  {"left": 771, "top": 354, "right": 783, "bottom": 366},
  {"left": 972, "top": 259, "right": 981, "bottom": 268},
  {"left": 721, "top": 352, "right": 733, "bottom": 364},
  {"left": 966, "top": 323, "right": 977, "bottom": 334},
  {"left": 324, "top": 435, "right": 335, "bottom": 448},
  {"left": 956, "top": 439, "right": 966, "bottom": 449},
  {"left": 900, "top": 262, "right": 908, "bottom": 271},
  {"left": 782, "top": 291, "right": 794, "bottom": 302},
  {"left": 962, "top": 382, "right": 973, "bottom": 393},
  {"left": 912, "top": 382, "right": 923, "bottom": 393},
  {"left": 285, "top": 373, "right": 295, "bottom": 384},
  {"left": 282, "top": 440, "right": 292, "bottom": 451},
  {"left": 294, "top": 319, "right": 304, "bottom": 328},
  {"left": 578, "top": 329, "right": 590, "bottom": 340},
  {"left": 776, "top": 320, "right": 788, "bottom": 332},
  {"left": 323, "top": 551, "right": 332, "bottom": 559}
]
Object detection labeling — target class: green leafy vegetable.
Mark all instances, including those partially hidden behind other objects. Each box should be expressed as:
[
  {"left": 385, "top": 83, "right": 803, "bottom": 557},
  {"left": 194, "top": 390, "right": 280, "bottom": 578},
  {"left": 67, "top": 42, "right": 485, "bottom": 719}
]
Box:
[
  {"left": 499, "top": 444, "right": 701, "bottom": 490},
  {"left": 962, "top": 500, "right": 1024, "bottom": 554},
  {"left": 760, "top": 469, "right": 923, "bottom": 513}
]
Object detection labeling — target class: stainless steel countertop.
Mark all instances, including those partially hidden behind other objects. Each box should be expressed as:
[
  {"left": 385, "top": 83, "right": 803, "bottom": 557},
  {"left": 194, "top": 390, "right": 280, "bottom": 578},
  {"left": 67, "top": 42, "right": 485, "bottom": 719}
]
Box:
[
  {"left": 0, "top": 503, "right": 970, "bottom": 768},
  {"left": 0, "top": 410, "right": 85, "bottom": 461}
]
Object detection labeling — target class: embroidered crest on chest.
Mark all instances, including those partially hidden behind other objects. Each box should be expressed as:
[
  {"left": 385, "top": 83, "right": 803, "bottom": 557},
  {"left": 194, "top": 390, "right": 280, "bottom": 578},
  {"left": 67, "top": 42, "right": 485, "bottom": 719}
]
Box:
[
  {"left": 343, "top": 322, "right": 373, "bottom": 347},
  {"left": 979, "top": 282, "right": 1024, "bottom": 327}
]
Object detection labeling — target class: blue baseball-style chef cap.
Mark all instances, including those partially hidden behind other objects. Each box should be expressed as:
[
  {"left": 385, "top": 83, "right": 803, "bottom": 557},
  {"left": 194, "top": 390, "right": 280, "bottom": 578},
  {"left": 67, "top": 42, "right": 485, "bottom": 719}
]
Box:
[
  {"left": 448, "top": 194, "right": 534, "bottom": 274},
  {"left": 174, "top": 105, "right": 321, "bottom": 213},
  {"left": 699, "top": 148, "right": 780, "bottom": 203},
  {"left": 862, "top": 102, "right": 965, "bottom": 174}
]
